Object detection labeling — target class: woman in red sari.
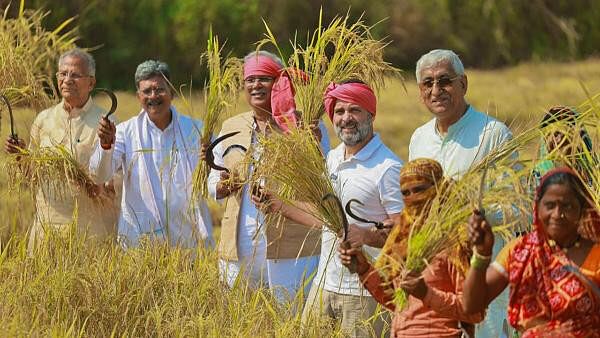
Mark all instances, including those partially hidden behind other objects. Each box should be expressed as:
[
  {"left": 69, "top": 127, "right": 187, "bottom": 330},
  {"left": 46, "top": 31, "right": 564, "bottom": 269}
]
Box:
[{"left": 463, "top": 167, "right": 600, "bottom": 337}]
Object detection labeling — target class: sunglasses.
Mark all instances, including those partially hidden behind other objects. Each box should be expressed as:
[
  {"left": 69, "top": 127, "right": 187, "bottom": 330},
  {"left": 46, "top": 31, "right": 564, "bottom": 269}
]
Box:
[{"left": 419, "top": 75, "right": 460, "bottom": 92}]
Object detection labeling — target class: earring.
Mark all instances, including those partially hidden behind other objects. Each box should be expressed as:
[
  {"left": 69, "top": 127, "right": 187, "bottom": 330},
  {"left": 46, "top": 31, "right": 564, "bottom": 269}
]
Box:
[{"left": 560, "top": 213, "right": 566, "bottom": 219}]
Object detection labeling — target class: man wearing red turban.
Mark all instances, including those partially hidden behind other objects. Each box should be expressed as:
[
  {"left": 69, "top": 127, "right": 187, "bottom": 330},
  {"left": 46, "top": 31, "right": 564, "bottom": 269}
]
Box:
[
  {"left": 302, "top": 80, "right": 404, "bottom": 337},
  {"left": 208, "top": 51, "right": 330, "bottom": 303}
]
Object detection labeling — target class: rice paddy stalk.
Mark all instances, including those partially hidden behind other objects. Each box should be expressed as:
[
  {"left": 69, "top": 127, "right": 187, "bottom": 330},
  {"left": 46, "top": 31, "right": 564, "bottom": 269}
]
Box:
[
  {"left": 0, "top": 231, "right": 342, "bottom": 336},
  {"left": 257, "top": 10, "right": 402, "bottom": 126},
  {"left": 0, "top": 0, "right": 77, "bottom": 110},
  {"left": 252, "top": 128, "right": 345, "bottom": 234},
  {"left": 190, "top": 29, "right": 243, "bottom": 200},
  {"left": 4, "top": 144, "right": 109, "bottom": 203}
]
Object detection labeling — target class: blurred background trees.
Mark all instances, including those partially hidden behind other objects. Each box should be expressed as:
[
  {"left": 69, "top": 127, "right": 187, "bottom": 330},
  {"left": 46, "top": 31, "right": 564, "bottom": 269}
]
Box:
[{"left": 2, "top": 0, "right": 600, "bottom": 90}]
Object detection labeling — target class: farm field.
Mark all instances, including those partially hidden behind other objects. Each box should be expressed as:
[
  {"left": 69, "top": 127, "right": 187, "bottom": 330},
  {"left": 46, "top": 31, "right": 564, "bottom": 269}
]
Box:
[{"left": 1, "top": 58, "right": 600, "bottom": 336}]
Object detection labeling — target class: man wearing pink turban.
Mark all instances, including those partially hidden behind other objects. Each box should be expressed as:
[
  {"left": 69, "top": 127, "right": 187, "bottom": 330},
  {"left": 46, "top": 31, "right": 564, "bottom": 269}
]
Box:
[
  {"left": 302, "top": 80, "right": 404, "bottom": 337},
  {"left": 207, "top": 51, "right": 330, "bottom": 303}
]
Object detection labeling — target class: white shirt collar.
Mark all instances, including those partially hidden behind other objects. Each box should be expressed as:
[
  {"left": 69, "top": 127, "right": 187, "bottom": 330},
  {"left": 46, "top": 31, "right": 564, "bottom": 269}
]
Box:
[{"left": 337, "top": 133, "right": 382, "bottom": 162}]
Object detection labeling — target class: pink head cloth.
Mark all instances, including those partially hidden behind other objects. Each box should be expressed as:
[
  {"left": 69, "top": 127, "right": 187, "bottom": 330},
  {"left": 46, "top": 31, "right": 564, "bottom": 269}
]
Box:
[
  {"left": 323, "top": 82, "right": 377, "bottom": 121},
  {"left": 244, "top": 55, "right": 298, "bottom": 132}
]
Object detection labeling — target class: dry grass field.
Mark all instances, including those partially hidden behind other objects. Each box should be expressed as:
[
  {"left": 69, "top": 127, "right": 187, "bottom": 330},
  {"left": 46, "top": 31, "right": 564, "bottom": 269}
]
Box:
[{"left": 1, "top": 59, "right": 600, "bottom": 336}]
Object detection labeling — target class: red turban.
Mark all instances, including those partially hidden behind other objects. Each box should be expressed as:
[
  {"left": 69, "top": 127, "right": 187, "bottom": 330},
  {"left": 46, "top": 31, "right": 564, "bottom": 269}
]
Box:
[
  {"left": 323, "top": 82, "right": 377, "bottom": 121},
  {"left": 244, "top": 55, "right": 300, "bottom": 133}
]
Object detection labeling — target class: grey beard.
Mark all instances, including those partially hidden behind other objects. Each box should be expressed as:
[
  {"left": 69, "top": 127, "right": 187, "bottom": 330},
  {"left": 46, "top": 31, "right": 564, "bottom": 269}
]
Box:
[{"left": 335, "top": 118, "right": 373, "bottom": 146}]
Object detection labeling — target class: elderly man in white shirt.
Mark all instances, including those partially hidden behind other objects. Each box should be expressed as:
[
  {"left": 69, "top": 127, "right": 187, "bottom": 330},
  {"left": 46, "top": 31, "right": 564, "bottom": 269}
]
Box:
[
  {"left": 89, "top": 60, "right": 213, "bottom": 248},
  {"left": 409, "top": 49, "right": 513, "bottom": 338},
  {"left": 301, "top": 80, "right": 404, "bottom": 338}
]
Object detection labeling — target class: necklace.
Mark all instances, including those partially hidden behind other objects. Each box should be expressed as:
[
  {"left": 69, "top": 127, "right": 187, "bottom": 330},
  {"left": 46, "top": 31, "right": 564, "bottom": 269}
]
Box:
[{"left": 548, "top": 234, "right": 581, "bottom": 254}]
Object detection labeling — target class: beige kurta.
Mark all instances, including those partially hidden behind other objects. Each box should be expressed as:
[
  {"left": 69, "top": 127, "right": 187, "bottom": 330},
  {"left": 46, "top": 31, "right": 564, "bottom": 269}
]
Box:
[
  {"left": 28, "top": 98, "right": 118, "bottom": 247},
  {"left": 214, "top": 111, "right": 321, "bottom": 261}
]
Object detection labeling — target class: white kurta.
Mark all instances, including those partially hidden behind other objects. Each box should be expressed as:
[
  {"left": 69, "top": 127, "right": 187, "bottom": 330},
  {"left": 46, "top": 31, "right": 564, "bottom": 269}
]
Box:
[{"left": 89, "top": 107, "right": 213, "bottom": 248}]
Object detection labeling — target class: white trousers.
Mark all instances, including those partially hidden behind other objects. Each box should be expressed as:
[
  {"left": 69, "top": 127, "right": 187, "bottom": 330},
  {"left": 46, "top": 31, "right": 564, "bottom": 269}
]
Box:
[{"left": 219, "top": 255, "right": 319, "bottom": 304}]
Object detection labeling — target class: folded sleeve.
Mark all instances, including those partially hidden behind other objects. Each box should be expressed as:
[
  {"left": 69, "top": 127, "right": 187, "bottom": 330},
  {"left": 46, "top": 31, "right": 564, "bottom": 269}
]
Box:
[
  {"left": 359, "top": 265, "right": 396, "bottom": 312},
  {"left": 421, "top": 257, "right": 485, "bottom": 324}
]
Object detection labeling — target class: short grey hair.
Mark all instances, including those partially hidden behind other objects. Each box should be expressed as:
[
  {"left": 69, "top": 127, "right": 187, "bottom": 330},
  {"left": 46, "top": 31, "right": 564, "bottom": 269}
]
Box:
[
  {"left": 244, "top": 50, "right": 284, "bottom": 68},
  {"left": 58, "top": 48, "right": 96, "bottom": 76},
  {"left": 415, "top": 49, "right": 465, "bottom": 83},
  {"left": 134, "top": 60, "right": 171, "bottom": 88}
]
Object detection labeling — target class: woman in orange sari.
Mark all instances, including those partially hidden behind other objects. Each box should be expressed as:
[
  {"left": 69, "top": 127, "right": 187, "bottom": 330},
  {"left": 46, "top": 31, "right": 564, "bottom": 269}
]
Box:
[{"left": 463, "top": 167, "right": 600, "bottom": 337}]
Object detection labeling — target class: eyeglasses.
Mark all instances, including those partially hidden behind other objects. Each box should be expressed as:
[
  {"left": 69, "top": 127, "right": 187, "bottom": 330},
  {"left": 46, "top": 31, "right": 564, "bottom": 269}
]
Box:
[
  {"left": 138, "top": 87, "right": 168, "bottom": 97},
  {"left": 418, "top": 75, "right": 460, "bottom": 92},
  {"left": 244, "top": 76, "right": 274, "bottom": 85},
  {"left": 56, "top": 71, "right": 92, "bottom": 80}
]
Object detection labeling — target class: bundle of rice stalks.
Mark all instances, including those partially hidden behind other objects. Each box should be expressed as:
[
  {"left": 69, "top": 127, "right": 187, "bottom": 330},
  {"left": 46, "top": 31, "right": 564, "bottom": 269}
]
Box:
[
  {"left": 393, "top": 164, "right": 529, "bottom": 308},
  {"left": 258, "top": 10, "right": 402, "bottom": 125},
  {"left": 189, "top": 29, "right": 243, "bottom": 199},
  {"left": 252, "top": 127, "right": 345, "bottom": 234},
  {"left": 4, "top": 144, "right": 106, "bottom": 203},
  {"left": 0, "top": 0, "right": 77, "bottom": 110}
]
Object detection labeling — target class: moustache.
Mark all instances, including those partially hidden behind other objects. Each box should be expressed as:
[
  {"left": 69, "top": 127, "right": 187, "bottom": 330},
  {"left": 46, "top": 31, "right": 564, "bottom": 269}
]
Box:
[
  {"left": 146, "top": 99, "right": 163, "bottom": 106},
  {"left": 337, "top": 121, "right": 358, "bottom": 129}
]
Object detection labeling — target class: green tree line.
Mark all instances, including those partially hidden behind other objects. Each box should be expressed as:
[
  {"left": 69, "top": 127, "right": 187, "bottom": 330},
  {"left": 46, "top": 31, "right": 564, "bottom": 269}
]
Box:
[{"left": 2, "top": 0, "right": 600, "bottom": 90}]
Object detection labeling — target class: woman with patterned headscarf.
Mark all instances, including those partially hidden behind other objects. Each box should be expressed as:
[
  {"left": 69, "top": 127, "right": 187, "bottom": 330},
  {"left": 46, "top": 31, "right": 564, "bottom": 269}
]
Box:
[
  {"left": 339, "top": 158, "right": 484, "bottom": 337},
  {"left": 534, "top": 106, "right": 596, "bottom": 186}
]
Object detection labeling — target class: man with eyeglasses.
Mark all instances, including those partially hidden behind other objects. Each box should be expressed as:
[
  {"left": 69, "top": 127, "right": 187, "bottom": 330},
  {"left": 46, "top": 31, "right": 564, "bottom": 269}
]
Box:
[
  {"left": 3, "top": 48, "right": 118, "bottom": 249},
  {"left": 408, "top": 49, "right": 513, "bottom": 337},
  {"left": 208, "top": 50, "right": 330, "bottom": 302},
  {"left": 89, "top": 60, "right": 213, "bottom": 249}
]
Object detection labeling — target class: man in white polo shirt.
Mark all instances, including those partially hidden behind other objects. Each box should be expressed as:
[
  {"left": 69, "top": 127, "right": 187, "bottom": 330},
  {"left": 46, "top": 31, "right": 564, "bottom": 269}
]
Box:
[
  {"left": 409, "top": 49, "right": 513, "bottom": 338},
  {"left": 302, "top": 80, "right": 404, "bottom": 338}
]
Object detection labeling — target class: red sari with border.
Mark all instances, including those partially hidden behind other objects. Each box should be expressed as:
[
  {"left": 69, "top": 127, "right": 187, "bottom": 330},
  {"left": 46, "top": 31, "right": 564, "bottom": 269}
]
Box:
[{"left": 506, "top": 168, "right": 600, "bottom": 337}]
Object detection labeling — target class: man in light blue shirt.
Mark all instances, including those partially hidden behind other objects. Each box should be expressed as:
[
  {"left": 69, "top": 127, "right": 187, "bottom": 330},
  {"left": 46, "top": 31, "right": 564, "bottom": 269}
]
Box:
[{"left": 409, "top": 49, "right": 513, "bottom": 338}]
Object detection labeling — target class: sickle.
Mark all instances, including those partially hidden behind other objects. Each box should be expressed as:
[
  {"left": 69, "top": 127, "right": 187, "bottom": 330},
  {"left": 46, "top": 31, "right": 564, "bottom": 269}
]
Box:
[
  {"left": 0, "top": 94, "right": 18, "bottom": 140},
  {"left": 206, "top": 131, "right": 246, "bottom": 173},
  {"left": 322, "top": 193, "right": 350, "bottom": 241},
  {"left": 94, "top": 88, "right": 118, "bottom": 118},
  {"left": 223, "top": 144, "right": 248, "bottom": 157},
  {"left": 345, "top": 199, "right": 385, "bottom": 229}
]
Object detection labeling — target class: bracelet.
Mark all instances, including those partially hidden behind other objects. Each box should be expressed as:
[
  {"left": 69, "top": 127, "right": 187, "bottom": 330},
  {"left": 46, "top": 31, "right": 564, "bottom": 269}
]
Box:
[{"left": 470, "top": 252, "right": 491, "bottom": 270}]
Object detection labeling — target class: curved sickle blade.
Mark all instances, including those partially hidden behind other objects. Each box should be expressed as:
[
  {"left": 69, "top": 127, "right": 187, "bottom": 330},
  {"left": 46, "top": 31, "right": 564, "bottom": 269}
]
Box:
[
  {"left": 223, "top": 144, "right": 248, "bottom": 157},
  {"left": 94, "top": 88, "right": 118, "bottom": 118},
  {"left": 345, "top": 199, "right": 385, "bottom": 229},
  {"left": 206, "top": 131, "right": 243, "bottom": 173},
  {"left": 322, "top": 193, "right": 350, "bottom": 241},
  {"left": 0, "top": 94, "right": 17, "bottom": 139}
]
